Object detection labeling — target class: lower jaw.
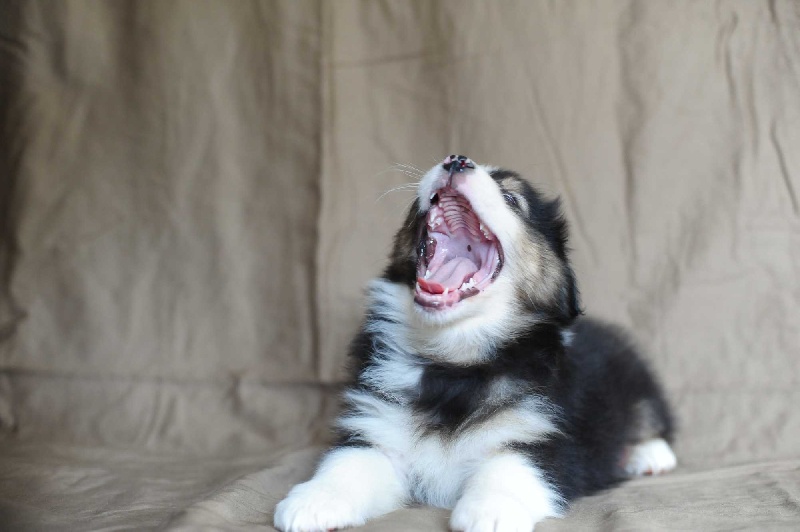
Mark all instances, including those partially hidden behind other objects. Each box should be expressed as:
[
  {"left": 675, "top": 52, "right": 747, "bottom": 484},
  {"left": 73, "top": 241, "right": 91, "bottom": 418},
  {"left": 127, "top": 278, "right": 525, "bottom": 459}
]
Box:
[{"left": 413, "top": 287, "right": 481, "bottom": 310}]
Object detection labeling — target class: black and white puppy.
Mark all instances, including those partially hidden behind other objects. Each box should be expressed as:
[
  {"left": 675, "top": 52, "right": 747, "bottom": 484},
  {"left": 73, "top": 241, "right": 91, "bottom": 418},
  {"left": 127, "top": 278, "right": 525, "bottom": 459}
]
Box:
[{"left": 275, "top": 156, "right": 676, "bottom": 532}]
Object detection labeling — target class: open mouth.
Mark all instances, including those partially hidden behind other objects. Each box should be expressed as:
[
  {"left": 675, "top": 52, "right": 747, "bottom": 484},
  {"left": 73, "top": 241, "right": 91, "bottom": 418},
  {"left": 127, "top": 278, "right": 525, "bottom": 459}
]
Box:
[{"left": 415, "top": 187, "right": 504, "bottom": 309}]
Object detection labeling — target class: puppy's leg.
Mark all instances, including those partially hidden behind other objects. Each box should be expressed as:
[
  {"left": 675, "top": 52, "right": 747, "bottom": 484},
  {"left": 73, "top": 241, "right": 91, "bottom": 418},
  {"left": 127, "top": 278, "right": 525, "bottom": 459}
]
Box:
[
  {"left": 623, "top": 438, "right": 677, "bottom": 476},
  {"left": 623, "top": 398, "right": 677, "bottom": 477},
  {"left": 274, "top": 446, "right": 406, "bottom": 532},
  {"left": 450, "top": 453, "right": 562, "bottom": 532}
]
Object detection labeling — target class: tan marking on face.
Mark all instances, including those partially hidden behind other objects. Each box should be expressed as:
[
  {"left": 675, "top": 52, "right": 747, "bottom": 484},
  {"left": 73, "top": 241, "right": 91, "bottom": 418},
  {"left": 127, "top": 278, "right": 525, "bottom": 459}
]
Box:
[{"left": 509, "top": 226, "right": 565, "bottom": 307}]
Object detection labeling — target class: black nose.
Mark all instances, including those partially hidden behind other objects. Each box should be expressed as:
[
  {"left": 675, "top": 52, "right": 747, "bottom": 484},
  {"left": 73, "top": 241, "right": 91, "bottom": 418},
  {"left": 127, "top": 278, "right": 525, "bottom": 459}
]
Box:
[{"left": 442, "top": 154, "right": 475, "bottom": 173}]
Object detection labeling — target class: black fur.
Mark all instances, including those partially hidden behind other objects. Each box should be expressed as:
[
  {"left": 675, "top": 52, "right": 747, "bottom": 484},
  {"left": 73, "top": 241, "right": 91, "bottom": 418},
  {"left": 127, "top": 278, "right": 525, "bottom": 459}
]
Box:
[{"left": 515, "top": 318, "right": 674, "bottom": 500}]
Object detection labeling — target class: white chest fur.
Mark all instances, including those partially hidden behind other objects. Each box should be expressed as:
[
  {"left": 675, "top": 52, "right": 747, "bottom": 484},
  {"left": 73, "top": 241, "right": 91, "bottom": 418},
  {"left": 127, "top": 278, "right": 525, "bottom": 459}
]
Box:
[
  {"left": 338, "top": 386, "right": 558, "bottom": 508},
  {"left": 340, "top": 280, "right": 560, "bottom": 508}
]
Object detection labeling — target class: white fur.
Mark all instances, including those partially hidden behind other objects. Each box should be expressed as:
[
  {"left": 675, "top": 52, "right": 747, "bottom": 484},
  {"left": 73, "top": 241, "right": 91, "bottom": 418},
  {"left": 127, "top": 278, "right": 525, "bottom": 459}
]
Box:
[
  {"left": 367, "top": 276, "right": 534, "bottom": 366},
  {"left": 624, "top": 438, "right": 677, "bottom": 476},
  {"left": 411, "top": 275, "right": 535, "bottom": 364},
  {"left": 360, "top": 283, "right": 424, "bottom": 400},
  {"left": 450, "top": 453, "right": 563, "bottom": 532},
  {"left": 337, "top": 390, "right": 559, "bottom": 509},
  {"left": 273, "top": 447, "right": 406, "bottom": 532},
  {"left": 560, "top": 329, "right": 575, "bottom": 346}
]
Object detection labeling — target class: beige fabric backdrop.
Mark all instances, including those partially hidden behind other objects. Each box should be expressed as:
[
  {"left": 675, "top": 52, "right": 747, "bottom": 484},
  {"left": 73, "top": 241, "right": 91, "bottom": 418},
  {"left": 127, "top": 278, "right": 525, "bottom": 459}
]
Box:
[{"left": 1, "top": 1, "right": 799, "bottom": 530}]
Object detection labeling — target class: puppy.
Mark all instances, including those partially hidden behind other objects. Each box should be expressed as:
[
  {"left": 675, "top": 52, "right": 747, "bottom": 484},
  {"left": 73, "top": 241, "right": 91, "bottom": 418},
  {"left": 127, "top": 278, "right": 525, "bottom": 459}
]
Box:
[{"left": 275, "top": 155, "right": 676, "bottom": 532}]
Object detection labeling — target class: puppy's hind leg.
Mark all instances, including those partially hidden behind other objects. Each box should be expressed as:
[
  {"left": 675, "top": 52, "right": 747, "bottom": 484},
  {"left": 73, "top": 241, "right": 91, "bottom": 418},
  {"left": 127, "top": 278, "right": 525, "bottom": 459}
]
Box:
[
  {"left": 274, "top": 446, "right": 406, "bottom": 532},
  {"left": 623, "top": 438, "right": 677, "bottom": 476},
  {"left": 623, "top": 399, "right": 677, "bottom": 477}
]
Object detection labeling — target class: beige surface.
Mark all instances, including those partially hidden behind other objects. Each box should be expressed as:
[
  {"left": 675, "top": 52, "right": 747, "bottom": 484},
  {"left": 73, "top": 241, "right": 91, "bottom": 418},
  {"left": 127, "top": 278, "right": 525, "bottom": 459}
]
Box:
[
  {"left": 1, "top": 0, "right": 799, "bottom": 530},
  {"left": 2, "top": 442, "right": 799, "bottom": 531}
]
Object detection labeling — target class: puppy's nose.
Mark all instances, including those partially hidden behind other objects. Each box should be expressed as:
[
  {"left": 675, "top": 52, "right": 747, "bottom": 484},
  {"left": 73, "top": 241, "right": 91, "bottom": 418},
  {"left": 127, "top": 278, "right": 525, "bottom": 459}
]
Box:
[{"left": 442, "top": 154, "right": 475, "bottom": 173}]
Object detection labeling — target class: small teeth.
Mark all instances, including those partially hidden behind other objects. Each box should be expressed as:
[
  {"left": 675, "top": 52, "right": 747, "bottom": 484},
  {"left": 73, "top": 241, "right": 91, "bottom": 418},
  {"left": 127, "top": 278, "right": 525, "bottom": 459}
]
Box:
[
  {"left": 428, "top": 216, "right": 443, "bottom": 229},
  {"left": 459, "top": 277, "right": 476, "bottom": 290},
  {"left": 443, "top": 288, "right": 449, "bottom": 295},
  {"left": 430, "top": 192, "right": 437, "bottom": 200},
  {"left": 424, "top": 269, "right": 431, "bottom": 279}
]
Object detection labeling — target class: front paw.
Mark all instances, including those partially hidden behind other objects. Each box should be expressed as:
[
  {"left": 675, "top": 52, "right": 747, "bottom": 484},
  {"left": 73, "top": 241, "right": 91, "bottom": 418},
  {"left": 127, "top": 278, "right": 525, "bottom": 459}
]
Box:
[
  {"left": 274, "top": 482, "right": 365, "bottom": 532},
  {"left": 450, "top": 493, "right": 543, "bottom": 532}
]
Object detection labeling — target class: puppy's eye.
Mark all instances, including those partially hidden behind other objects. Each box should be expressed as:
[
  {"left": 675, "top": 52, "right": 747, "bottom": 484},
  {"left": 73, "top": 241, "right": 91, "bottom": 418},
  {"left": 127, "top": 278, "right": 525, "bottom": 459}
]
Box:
[{"left": 503, "top": 193, "right": 519, "bottom": 208}]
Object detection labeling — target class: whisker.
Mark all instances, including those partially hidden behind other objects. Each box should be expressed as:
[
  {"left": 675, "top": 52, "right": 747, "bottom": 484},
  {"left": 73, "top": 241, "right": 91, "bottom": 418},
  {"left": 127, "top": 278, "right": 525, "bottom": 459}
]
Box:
[
  {"left": 392, "top": 163, "right": 424, "bottom": 176},
  {"left": 373, "top": 167, "right": 407, "bottom": 178},
  {"left": 394, "top": 171, "right": 421, "bottom": 180},
  {"left": 376, "top": 164, "right": 424, "bottom": 179},
  {"left": 393, "top": 161, "right": 422, "bottom": 169},
  {"left": 376, "top": 183, "right": 419, "bottom": 203}
]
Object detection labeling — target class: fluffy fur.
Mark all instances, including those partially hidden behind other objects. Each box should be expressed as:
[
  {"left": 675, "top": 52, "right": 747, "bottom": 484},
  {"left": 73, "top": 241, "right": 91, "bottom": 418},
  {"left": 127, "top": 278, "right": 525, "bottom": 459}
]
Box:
[{"left": 275, "top": 158, "right": 676, "bottom": 532}]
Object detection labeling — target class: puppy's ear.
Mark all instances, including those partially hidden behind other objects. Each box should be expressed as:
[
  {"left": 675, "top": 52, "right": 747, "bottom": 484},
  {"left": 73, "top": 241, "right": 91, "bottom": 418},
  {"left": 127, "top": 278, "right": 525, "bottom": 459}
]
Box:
[
  {"left": 544, "top": 198, "right": 582, "bottom": 323},
  {"left": 560, "top": 264, "right": 582, "bottom": 322}
]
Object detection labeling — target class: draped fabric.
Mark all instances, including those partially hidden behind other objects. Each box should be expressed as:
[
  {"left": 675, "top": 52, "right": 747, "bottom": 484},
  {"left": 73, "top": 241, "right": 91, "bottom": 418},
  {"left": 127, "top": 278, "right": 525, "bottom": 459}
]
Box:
[{"left": 1, "top": 1, "right": 799, "bottom": 529}]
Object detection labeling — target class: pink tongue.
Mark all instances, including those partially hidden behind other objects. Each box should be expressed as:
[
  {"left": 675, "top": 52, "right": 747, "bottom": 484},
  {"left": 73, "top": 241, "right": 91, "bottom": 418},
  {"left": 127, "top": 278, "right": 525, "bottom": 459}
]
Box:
[{"left": 417, "top": 257, "right": 478, "bottom": 294}]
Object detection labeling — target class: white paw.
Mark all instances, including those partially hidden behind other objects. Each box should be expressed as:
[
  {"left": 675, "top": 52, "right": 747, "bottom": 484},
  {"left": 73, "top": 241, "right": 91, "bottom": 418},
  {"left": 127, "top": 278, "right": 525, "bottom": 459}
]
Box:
[
  {"left": 624, "top": 438, "right": 677, "bottom": 477},
  {"left": 450, "top": 493, "right": 547, "bottom": 532},
  {"left": 274, "top": 481, "right": 365, "bottom": 532}
]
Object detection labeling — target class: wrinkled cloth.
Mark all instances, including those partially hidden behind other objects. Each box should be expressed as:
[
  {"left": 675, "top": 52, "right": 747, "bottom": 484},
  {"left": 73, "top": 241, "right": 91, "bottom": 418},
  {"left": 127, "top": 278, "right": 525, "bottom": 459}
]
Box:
[
  {"left": 1, "top": 443, "right": 799, "bottom": 531},
  {"left": 1, "top": 0, "right": 799, "bottom": 530}
]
